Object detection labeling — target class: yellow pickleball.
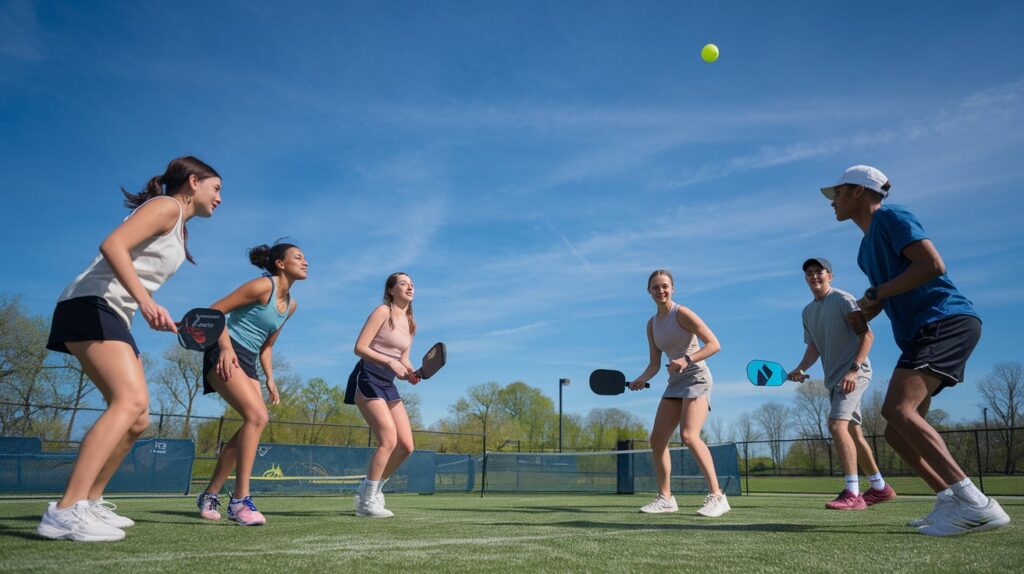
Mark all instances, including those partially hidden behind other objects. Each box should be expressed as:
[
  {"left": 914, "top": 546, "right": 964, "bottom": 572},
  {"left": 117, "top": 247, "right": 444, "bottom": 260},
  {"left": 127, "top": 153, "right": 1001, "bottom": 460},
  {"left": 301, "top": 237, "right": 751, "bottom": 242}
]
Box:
[{"left": 701, "top": 43, "right": 719, "bottom": 63}]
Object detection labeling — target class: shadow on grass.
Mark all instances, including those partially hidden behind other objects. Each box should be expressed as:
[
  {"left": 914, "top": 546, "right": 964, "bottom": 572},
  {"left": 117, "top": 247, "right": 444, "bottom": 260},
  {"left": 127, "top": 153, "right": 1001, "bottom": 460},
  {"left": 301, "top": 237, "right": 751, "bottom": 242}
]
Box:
[
  {"left": 482, "top": 519, "right": 917, "bottom": 536},
  {"left": 0, "top": 522, "right": 46, "bottom": 541}
]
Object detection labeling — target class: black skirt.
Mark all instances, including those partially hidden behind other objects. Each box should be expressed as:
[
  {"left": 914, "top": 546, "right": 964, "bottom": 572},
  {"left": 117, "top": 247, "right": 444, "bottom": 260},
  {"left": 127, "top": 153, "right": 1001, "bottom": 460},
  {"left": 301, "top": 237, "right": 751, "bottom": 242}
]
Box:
[{"left": 46, "top": 296, "right": 139, "bottom": 356}]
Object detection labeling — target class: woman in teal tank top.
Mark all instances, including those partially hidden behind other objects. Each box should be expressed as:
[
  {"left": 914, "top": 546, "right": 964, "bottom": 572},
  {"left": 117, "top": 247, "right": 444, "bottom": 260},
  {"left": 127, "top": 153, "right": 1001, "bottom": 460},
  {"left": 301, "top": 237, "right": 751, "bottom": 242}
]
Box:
[{"left": 194, "top": 241, "right": 307, "bottom": 526}]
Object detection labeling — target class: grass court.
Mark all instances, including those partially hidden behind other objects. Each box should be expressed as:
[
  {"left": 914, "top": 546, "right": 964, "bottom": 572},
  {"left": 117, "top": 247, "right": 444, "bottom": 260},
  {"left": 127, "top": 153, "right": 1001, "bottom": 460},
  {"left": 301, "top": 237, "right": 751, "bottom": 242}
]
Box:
[{"left": 1, "top": 492, "right": 1021, "bottom": 573}]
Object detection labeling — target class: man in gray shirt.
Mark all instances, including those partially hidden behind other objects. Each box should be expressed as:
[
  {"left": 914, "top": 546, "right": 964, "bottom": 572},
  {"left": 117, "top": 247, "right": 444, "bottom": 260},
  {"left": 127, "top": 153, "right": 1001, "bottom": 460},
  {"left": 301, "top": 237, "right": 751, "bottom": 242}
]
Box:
[{"left": 788, "top": 258, "right": 895, "bottom": 510}]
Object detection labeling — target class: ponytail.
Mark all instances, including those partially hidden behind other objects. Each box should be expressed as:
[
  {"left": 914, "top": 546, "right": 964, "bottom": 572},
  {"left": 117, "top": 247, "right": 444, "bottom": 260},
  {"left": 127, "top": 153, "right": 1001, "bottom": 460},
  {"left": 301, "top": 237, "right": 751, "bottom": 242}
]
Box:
[{"left": 120, "top": 156, "right": 220, "bottom": 266}]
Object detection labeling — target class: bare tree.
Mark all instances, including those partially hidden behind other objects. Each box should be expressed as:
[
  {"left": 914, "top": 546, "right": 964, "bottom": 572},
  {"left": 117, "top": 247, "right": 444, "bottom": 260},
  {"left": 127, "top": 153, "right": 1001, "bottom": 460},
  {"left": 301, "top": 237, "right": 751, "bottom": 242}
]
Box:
[
  {"left": 979, "top": 362, "right": 1024, "bottom": 474},
  {"left": 791, "top": 379, "right": 830, "bottom": 471},
  {"left": 792, "top": 379, "right": 829, "bottom": 438},
  {"left": 152, "top": 345, "right": 205, "bottom": 438},
  {"left": 754, "top": 402, "right": 790, "bottom": 474},
  {"left": 706, "top": 416, "right": 732, "bottom": 444},
  {"left": 0, "top": 295, "right": 53, "bottom": 434}
]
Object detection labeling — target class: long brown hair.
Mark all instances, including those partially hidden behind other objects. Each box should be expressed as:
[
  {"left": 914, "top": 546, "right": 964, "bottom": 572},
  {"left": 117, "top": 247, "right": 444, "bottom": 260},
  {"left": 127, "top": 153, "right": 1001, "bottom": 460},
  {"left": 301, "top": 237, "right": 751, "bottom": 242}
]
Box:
[
  {"left": 383, "top": 272, "right": 416, "bottom": 335},
  {"left": 121, "top": 156, "right": 220, "bottom": 264}
]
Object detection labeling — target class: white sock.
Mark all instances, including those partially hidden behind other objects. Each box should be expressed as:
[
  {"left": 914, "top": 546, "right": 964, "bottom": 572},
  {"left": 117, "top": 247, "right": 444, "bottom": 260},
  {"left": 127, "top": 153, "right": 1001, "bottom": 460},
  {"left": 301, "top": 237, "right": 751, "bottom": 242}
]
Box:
[
  {"left": 360, "top": 479, "right": 379, "bottom": 498},
  {"left": 844, "top": 475, "right": 859, "bottom": 496},
  {"left": 868, "top": 472, "right": 885, "bottom": 490},
  {"left": 376, "top": 477, "right": 390, "bottom": 497},
  {"left": 951, "top": 478, "right": 988, "bottom": 506}
]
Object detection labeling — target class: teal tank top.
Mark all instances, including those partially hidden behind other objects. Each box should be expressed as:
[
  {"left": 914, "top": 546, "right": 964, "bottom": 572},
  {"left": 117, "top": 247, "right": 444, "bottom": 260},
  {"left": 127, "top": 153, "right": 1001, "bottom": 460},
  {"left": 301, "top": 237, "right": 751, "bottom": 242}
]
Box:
[{"left": 227, "top": 276, "right": 291, "bottom": 353}]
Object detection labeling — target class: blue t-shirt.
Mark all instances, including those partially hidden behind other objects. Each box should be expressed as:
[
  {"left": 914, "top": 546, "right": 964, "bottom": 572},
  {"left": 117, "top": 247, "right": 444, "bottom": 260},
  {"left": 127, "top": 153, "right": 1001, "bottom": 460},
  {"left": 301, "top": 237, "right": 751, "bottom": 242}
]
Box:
[{"left": 857, "top": 204, "right": 979, "bottom": 351}]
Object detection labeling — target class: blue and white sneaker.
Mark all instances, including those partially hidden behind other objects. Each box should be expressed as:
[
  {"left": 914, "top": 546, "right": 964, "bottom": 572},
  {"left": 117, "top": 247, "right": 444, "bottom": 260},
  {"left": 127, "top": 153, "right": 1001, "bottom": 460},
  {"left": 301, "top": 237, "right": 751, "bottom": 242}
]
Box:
[{"left": 227, "top": 496, "right": 267, "bottom": 526}]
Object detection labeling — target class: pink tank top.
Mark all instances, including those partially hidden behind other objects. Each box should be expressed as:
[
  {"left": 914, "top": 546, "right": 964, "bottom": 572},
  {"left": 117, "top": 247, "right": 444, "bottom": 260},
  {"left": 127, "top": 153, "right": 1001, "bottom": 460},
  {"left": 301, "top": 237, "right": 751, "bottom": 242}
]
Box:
[
  {"left": 651, "top": 303, "right": 711, "bottom": 384},
  {"left": 369, "top": 307, "right": 412, "bottom": 361}
]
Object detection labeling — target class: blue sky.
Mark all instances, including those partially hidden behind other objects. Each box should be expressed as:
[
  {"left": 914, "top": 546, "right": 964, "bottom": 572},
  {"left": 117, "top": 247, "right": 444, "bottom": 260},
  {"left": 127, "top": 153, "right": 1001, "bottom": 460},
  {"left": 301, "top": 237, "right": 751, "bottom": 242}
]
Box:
[{"left": 2, "top": 1, "right": 1022, "bottom": 433}]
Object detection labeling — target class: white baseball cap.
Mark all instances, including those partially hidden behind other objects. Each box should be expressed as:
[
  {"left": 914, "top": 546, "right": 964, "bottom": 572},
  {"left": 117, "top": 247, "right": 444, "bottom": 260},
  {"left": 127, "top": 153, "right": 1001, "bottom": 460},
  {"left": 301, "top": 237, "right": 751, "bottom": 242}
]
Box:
[{"left": 820, "top": 165, "right": 890, "bottom": 200}]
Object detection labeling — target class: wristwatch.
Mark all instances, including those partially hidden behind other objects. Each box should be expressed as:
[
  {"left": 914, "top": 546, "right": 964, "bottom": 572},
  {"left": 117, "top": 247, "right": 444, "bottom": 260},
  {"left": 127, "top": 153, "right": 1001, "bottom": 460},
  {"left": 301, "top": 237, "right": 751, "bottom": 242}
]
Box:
[
  {"left": 849, "top": 362, "right": 862, "bottom": 373},
  {"left": 684, "top": 354, "right": 694, "bottom": 366},
  {"left": 864, "top": 287, "right": 879, "bottom": 301}
]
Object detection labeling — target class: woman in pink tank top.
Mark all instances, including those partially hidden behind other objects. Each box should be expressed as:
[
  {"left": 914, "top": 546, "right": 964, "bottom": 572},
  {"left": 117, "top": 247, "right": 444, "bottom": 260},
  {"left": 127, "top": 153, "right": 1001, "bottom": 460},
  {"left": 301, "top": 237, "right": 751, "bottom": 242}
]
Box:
[
  {"left": 628, "top": 269, "right": 731, "bottom": 518},
  {"left": 346, "top": 272, "right": 419, "bottom": 518}
]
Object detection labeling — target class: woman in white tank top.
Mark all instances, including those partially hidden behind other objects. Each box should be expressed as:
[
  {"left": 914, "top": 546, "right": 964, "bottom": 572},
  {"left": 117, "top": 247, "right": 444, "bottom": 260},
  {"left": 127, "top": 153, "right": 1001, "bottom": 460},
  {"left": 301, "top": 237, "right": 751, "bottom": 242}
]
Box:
[
  {"left": 37, "top": 157, "right": 222, "bottom": 543},
  {"left": 628, "top": 269, "right": 731, "bottom": 518}
]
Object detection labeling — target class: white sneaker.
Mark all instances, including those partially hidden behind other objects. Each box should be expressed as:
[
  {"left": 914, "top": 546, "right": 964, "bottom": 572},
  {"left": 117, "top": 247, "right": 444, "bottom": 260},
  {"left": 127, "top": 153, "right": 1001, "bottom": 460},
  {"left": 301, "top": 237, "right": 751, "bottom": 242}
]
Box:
[
  {"left": 37, "top": 501, "right": 126, "bottom": 542},
  {"left": 907, "top": 490, "right": 954, "bottom": 527},
  {"left": 89, "top": 497, "right": 135, "bottom": 528},
  {"left": 696, "top": 493, "right": 731, "bottom": 517},
  {"left": 640, "top": 494, "right": 678, "bottom": 514},
  {"left": 353, "top": 492, "right": 386, "bottom": 512},
  {"left": 356, "top": 495, "right": 394, "bottom": 518},
  {"left": 918, "top": 497, "right": 1011, "bottom": 537}
]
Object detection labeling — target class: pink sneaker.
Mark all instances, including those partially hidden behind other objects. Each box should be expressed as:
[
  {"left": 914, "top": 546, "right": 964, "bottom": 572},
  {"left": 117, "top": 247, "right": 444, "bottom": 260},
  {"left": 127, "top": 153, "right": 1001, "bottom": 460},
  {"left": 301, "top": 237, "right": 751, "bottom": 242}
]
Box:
[
  {"left": 196, "top": 492, "right": 221, "bottom": 520},
  {"left": 227, "top": 496, "right": 267, "bottom": 526},
  {"left": 862, "top": 484, "right": 897, "bottom": 506},
  {"left": 825, "top": 489, "right": 867, "bottom": 510}
]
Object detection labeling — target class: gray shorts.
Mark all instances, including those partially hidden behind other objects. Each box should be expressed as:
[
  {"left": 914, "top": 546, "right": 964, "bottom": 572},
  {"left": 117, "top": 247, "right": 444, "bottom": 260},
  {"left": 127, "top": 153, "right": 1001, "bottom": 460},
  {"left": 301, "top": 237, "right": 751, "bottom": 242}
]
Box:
[
  {"left": 662, "top": 371, "right": 713, "bottom": 402},
  {"left": 828, "top": 370, "right": 870, "bottom": 425}
]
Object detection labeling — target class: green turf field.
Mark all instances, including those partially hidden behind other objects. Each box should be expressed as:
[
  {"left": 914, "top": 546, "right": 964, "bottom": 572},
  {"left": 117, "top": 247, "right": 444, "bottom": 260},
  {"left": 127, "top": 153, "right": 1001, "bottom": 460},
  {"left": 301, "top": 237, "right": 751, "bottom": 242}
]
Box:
[{"left": 1, "top": 493, "right": 1021, "bottom": 573}]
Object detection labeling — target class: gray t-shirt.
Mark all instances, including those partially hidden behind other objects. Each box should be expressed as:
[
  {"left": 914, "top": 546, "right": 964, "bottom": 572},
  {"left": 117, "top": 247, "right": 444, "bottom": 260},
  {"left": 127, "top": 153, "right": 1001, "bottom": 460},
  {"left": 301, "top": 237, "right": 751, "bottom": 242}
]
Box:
[{"left": 802, "top": 288, "right": 871, "bottom": 389}]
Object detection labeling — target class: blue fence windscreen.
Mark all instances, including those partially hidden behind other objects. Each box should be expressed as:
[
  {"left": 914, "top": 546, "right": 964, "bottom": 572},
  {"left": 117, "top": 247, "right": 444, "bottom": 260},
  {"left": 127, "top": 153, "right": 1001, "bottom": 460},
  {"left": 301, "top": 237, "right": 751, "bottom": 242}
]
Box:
[{"left": 0, "top": 438, "right": 194, "bottom": 494}]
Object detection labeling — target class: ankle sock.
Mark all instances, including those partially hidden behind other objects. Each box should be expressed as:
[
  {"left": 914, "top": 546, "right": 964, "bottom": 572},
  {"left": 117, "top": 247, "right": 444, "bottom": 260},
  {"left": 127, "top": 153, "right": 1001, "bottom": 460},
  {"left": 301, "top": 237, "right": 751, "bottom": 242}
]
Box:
[
  {"left": 868, "top": 472, "right": 885, "bottom": 490},
  {"left": 951, "top": 478, "right": 988, "bottom": 506},
  {"left": 844, "top": 475, "right": 860, "bottom": 496}
]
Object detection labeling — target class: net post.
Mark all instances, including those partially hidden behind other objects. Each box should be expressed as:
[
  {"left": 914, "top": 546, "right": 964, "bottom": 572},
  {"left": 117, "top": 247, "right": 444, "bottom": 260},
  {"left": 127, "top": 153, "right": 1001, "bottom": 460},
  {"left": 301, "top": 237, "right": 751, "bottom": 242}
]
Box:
[
  {"left": 616, "top": 439, "right": 633, "bottom": 494},
  {"left": 743, "top": 441, "right": 750, "bottom": 495},
  {"left": 480, "top": 451, "right": 488, "bottom": 498},
  {"left": 973, "top": 429, "right": 984, "bottom": 492},
  {"left": 215, "top": 417, "right": 224, "bottom": 455}
]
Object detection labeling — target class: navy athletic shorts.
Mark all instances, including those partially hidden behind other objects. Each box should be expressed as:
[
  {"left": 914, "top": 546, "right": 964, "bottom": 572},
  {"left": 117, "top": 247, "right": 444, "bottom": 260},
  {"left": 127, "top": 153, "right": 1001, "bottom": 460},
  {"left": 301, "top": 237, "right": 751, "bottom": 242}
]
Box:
[{"left": 344, "top": 360, "right": 401, "bottom": 404}]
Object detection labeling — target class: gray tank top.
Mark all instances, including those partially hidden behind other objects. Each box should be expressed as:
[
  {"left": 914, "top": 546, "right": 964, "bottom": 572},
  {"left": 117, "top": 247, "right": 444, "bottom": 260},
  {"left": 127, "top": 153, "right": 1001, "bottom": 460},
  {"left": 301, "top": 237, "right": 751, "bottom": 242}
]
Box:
[{"left": 651, "top": 303, "right": 713, "bottom": 385}]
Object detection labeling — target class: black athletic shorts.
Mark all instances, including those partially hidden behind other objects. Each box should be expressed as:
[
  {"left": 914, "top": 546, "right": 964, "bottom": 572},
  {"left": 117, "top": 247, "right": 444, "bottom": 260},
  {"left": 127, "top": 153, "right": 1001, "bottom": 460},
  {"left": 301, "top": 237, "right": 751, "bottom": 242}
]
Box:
[
  {"left": 203, "top": 337, "right": 259, "bottom": 394},
  {"left": 896, "top": 314, "right": 981, "bottom": 396},
  {"left": 46, "top": 296, "right": 139, "bottom": 356}
]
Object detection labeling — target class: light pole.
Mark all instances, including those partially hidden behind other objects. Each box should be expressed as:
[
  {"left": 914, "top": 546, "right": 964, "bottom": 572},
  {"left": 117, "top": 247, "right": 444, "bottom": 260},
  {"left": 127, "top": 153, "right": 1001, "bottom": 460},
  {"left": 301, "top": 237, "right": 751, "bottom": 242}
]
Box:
[{"left": 559, "top": 378, "right": 571, "bottom": 452}]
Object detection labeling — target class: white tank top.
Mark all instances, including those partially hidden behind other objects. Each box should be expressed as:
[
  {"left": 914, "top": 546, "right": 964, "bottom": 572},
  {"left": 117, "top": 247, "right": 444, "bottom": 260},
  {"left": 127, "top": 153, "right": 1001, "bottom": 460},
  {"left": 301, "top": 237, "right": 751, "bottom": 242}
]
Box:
[{"left": 58, "top": 196, "right": 186, "bottom": 327}]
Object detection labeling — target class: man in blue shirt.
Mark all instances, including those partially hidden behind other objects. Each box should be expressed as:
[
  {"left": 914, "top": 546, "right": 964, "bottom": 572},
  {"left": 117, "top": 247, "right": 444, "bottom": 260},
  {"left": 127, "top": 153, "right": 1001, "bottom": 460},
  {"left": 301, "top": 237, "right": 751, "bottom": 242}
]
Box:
[{"left": 821, "top": 165, "right": 1009, "bottom": 536}]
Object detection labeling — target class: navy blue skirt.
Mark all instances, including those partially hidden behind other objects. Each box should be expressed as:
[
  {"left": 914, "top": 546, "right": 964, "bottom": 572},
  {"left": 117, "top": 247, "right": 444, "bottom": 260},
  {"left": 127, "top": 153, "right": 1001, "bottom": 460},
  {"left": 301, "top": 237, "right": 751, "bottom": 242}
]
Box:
[{"left": 344, "top": 360, "right": 401, "bottom": 404}]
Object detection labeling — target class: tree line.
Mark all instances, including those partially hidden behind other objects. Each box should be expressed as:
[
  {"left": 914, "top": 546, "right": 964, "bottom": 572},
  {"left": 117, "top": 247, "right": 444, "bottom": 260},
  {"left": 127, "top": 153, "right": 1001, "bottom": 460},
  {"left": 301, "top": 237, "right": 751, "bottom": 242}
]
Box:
[{"left": 2, "top": 293, "right": 1022, "bottom": 472}]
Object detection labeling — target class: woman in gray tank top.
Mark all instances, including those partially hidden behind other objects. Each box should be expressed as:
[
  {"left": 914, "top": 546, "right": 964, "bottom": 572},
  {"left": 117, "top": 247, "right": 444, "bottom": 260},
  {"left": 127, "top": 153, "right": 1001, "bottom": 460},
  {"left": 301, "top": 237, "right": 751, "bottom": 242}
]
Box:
[
  {"left": 37, "top": 157, "right": 221, "bottom": 543},
  {"left": 195, "top": 242, "right": 307, "bottom": 526},
  {"left": 628, "top": 269, "right": 731, "bottom": 518}
]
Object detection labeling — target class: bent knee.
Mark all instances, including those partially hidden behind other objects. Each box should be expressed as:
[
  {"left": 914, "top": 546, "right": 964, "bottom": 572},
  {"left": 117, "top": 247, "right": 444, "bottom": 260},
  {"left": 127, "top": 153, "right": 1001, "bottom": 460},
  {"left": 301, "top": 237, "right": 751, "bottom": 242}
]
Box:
[
  {"left": 244, "top": 409, "right": 270, "bottom": 428},
  {"left": 128, "top": 412, "right": 150, "bottom": 436},
  {"left": 680, "top": 431, "right": 702, "bottom": 447}
]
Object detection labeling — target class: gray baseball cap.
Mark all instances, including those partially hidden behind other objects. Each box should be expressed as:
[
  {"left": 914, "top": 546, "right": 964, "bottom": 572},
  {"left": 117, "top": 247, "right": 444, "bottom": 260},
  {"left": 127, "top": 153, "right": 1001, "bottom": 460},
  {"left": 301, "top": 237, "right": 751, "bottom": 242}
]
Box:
[{"left": 802, "top": 258, "right": 832, "bottom": 273}]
